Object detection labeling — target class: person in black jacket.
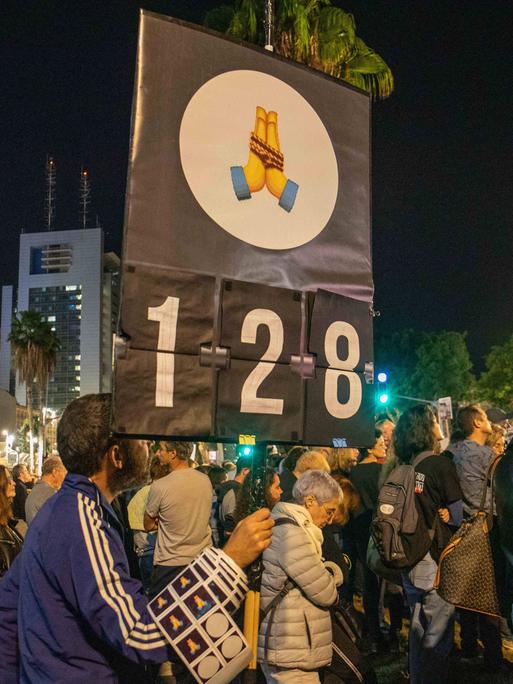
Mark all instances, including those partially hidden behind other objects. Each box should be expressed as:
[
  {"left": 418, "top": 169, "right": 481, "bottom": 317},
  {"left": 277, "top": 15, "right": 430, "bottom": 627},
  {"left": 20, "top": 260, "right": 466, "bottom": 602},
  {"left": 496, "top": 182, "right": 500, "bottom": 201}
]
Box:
[
  {"left": 12, "top": 463, "right": 33, "bottom": 521},
  {"left": 395, "top": 405, "right": 462, "bottom": 684},
  {"left": 217, "top": 454, "right": 253, "bottom": 542},
  {"left": 0, "top": 466, "right": 23, "bottom": 578},
  {"left": 347, "top": 430, "right": 385, "bottom": 652}
]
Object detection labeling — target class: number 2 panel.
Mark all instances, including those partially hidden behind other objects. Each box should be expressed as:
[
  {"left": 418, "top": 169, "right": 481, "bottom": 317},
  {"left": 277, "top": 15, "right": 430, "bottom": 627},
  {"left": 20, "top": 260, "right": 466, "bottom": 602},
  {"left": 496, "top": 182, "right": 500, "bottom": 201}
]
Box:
[{"left": 216, "top": 280, "right": 303, "bottom": 442}]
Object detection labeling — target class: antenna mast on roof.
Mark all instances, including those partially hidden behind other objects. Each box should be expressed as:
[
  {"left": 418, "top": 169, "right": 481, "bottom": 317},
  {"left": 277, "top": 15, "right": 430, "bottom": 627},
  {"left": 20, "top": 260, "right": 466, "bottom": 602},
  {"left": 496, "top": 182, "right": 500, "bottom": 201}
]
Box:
[
  {"left": 45, "top": 155, "right": 56, "bottom": 231},
  {"left": 79, "top": 166, "right": 91, "bottom": 229}
]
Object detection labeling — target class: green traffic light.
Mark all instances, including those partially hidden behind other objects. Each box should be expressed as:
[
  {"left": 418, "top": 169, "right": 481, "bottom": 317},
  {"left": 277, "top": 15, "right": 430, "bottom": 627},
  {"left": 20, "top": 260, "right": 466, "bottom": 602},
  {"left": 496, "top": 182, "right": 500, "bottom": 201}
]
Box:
[
  {"left": 242, "top": 446, "right": 252, "bottom": 456},
  {"left": 378, "top": 393, "right": 389, "bottom": 404}
]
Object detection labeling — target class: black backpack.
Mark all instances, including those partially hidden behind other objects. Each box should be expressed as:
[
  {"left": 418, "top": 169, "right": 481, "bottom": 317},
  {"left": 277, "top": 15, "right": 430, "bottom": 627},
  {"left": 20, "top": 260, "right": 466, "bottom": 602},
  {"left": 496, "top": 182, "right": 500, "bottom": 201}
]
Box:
[
  {"left": 370, "top": 451, "right": 433, "bottom": 571},
  {"left": 323, "top": 605, "right": 377, "bottom": 684}
]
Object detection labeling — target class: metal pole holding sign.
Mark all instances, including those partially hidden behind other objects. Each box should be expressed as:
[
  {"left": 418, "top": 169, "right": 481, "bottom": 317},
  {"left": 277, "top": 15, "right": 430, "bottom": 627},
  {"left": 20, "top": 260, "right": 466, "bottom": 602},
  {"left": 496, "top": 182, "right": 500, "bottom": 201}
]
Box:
[
  {"left": 264, "top": 0, "right": 275, "bottom": 51},
  {"left": 242, "top": 441, "right": 267, "bottom": 682}
]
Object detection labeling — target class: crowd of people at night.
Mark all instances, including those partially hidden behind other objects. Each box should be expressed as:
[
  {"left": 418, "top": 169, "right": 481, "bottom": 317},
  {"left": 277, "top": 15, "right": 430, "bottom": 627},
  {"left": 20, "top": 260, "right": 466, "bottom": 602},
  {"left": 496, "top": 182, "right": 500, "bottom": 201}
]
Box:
[{"left": 1, "top": 394, "right": 513, "bottom": 684}]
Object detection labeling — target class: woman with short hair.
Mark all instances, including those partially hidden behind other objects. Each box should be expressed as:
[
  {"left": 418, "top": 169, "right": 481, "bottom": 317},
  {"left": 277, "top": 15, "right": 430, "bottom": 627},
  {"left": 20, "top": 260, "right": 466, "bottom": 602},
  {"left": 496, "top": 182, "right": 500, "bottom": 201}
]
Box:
[{"left": 258, "top": 470, "right": 343, "bottom": 683}]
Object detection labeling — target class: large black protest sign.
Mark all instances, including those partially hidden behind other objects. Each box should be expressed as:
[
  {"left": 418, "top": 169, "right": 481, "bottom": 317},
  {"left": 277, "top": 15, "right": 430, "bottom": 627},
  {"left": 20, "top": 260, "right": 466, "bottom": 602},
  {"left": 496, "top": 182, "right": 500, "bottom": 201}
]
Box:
[{"left": 113, "top": 11, "right": 375, "bottom": 445}]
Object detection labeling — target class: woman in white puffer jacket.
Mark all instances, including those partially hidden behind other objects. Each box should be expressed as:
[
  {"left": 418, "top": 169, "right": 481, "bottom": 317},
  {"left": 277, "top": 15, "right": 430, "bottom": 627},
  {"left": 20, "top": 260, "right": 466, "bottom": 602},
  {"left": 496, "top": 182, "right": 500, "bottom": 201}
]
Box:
[{"left": 258, "top": 470, "right": 343, "bottom": 683}]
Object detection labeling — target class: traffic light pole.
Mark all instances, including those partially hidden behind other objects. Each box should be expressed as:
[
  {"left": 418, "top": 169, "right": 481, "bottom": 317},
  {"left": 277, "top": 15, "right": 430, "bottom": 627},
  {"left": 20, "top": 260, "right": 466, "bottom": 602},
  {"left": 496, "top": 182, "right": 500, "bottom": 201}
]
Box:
[{"left": 393, "top": 394, "right": 435, "bottom": 405}]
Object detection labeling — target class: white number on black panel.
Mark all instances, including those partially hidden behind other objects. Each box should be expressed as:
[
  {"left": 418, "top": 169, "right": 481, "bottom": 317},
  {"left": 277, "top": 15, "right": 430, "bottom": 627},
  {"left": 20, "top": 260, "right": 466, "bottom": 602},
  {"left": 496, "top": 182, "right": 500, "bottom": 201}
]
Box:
[
  {"left": 240, "top": 309, "right": 284, "bottom": 415},
  {"left": 238, "top": 310, "right": 362, "bottom": 418},
  {"left": 148, "top": 296, "right": 179, "bottom": 407},
  {"left": 147, "top": 298, "right": 362, "bottom": 420},
  {"left": 323, "top": 321, "right": 362, "bottom": 419}
]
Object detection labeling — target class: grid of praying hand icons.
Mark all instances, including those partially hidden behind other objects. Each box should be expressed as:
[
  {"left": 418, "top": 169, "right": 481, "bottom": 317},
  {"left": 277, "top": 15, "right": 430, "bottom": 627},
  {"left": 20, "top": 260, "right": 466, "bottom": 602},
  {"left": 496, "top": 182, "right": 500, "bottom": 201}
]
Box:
[{"left": 148, "top": 548, "right": 252, "bottom": 683}]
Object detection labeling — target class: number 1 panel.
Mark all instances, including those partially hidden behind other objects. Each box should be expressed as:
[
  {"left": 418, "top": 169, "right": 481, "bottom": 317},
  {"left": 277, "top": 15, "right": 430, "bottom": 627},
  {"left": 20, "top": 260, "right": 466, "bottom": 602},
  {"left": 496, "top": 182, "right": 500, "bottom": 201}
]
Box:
[
  {"left": 113, "top": 348, "right": 213, "bottom": 437},
  {"left": 121, "top": 265, "right": 216, "bottom": 353},
  {"left": 113, "top": 265, "right": 216, "bottom": 437},
  {"left": 216, "top": 280, "right": 303, "bottom": 442}
]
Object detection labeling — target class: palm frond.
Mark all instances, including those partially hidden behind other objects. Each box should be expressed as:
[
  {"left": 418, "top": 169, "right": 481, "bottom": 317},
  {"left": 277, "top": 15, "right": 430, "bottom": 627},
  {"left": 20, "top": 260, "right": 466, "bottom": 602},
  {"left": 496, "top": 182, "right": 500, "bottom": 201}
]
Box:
[
  {"left": 219, "top": 0, "right": 395, "bottom": 100},
  {"left": 344, "top": 37, "right": 395, "bottom": 99},
  {"left": 227, "top": 0, "right": 260, "bottom": 41},
  {"left": 9, "top": 310, "right": 61, "bottom": 387},
  {"left": 316, "top": 6, "right": 356, "bottom": 67}
]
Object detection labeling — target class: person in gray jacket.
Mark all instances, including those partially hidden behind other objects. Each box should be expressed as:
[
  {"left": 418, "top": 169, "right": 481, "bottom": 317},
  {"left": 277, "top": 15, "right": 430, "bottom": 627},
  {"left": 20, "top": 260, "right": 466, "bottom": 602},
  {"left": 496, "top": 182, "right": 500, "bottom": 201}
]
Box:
[
  {"left": 258, "top": 469, "right": 343, "bottom": 683},
  {"left": 25, "top": 456, "right": 67, "bottom": 525}
]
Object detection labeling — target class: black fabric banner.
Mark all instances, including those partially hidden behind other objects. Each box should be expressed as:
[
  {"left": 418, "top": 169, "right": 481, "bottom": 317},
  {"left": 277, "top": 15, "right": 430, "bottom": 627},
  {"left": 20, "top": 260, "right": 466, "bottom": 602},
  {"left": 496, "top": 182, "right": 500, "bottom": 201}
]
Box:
[
  {"left": 123, "top": 12, "right": 372, "bottom": 299},
  {"left": 113, "top": 12, "right": 375, "bottom": 445}
]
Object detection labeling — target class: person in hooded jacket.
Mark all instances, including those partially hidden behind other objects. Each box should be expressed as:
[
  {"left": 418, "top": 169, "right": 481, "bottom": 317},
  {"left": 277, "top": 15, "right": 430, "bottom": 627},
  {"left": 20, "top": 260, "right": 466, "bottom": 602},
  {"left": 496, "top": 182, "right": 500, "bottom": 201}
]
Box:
[{"left": 258, "top": 469, "right": 343, "bottom": 683}]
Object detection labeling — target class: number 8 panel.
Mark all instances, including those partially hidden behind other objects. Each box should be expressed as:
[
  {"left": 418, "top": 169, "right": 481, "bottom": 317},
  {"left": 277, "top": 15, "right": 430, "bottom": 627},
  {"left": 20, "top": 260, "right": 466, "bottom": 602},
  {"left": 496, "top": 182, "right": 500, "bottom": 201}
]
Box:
[{"left": 304, "top": 289, "right": 375, "bottom": 446}]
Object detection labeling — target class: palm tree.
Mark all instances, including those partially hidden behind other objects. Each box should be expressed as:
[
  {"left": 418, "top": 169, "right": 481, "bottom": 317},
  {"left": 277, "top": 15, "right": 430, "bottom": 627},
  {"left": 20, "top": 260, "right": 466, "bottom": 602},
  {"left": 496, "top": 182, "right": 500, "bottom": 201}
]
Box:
[
  {"left": 9, "top": 310, "right": 61, "bottom": 472},
  {"left": 204, "top": 0, "right": 394, "bottom": 99}
]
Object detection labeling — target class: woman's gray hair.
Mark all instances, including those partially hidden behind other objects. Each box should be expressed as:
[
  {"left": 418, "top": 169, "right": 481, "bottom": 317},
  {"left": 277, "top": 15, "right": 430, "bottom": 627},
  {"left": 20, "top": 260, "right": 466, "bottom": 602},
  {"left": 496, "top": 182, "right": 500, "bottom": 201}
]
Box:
[{"left": 292, "top": 470, "right": 342, "bottom": 505}]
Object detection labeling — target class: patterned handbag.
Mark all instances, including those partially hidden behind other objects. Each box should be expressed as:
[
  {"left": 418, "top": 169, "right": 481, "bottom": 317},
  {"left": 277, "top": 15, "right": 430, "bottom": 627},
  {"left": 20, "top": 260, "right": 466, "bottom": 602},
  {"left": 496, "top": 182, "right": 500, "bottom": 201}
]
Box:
[{"left": 434, "top": 455, "right": 501, "bottom": 616}]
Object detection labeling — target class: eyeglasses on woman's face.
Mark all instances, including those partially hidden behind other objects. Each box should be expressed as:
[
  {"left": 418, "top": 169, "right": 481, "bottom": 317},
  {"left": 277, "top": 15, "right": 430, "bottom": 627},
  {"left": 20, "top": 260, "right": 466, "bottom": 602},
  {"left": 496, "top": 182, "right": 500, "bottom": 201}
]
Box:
[{"left": 321, "top": 503, "right": 337, "bottom": 520}]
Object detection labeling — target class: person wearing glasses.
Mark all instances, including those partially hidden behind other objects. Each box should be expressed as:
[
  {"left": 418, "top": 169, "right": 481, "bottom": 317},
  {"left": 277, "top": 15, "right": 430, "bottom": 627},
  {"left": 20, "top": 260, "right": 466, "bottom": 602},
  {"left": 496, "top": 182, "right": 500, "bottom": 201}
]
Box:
[{"left": 258, "top": 469, "right": 343, "bottom": 684}]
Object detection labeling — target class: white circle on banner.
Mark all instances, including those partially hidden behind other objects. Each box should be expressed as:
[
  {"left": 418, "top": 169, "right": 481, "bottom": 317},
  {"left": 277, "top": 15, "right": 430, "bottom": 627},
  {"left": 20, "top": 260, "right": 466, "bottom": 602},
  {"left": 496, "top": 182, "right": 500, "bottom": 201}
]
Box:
[
  {"left": 197, "top": 654, "right": 221, "bottom": 679},
  {"left": 179, "top": 70, "right": 338, "bottom": 250},
  {"left": 221, "top": 634, "right": 244, "bottom": 659},
  {"left": 205, "top": 612, "right": 230, "bottom": 638}
]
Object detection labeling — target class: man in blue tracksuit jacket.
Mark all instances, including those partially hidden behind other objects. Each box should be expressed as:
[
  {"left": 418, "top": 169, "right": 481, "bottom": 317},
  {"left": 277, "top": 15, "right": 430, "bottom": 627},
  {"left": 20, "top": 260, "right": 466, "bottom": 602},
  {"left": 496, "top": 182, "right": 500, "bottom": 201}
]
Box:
[{"left": 0, "top": 394, "right": 273, "bottom": 683}]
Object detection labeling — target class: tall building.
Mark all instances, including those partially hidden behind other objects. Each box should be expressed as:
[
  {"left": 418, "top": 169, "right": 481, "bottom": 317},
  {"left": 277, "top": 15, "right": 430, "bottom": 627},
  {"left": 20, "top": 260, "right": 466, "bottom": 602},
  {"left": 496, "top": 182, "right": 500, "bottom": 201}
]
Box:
[
  {"left": 0, "top": 228, "right": 119, "bottom": 412},
  {"left": 0, "top": 286, "right": 14, "bottom": 394}
]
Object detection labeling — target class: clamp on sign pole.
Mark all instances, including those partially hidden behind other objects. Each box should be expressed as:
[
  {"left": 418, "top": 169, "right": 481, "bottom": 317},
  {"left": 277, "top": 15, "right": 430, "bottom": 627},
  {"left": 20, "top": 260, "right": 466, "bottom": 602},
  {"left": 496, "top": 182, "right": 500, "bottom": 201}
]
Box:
[{"left": 239, "top": 435, "right": 266, "bottom": 683}]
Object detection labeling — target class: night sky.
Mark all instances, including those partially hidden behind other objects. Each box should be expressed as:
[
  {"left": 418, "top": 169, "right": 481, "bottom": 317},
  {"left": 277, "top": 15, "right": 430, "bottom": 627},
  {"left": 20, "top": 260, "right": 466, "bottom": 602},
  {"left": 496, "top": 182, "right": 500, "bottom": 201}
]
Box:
[{"left": 1, "top": 0, "right": 512, "bottom": 372}]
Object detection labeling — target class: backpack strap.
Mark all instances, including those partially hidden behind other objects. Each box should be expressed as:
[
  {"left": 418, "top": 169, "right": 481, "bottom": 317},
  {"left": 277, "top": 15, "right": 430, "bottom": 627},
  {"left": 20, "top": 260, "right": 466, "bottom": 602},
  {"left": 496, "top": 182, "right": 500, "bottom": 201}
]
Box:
[
  {"left": 260, "top": 517, "right": 300, "bottom": 661},
  {"left": 260, "top": 518, "right": 300, "bottom": 622},
  {"left": 479, "top": 454, "right": 501, "bottom": 522},
  {"left": 273, "top": 516, "right": 300, "bottom": 528},
  {"left": 411, "top": 451, "right": 437, "bottom": 539},
  {"left": 412, "top": 450, "right": 434, "bottom": 469}
]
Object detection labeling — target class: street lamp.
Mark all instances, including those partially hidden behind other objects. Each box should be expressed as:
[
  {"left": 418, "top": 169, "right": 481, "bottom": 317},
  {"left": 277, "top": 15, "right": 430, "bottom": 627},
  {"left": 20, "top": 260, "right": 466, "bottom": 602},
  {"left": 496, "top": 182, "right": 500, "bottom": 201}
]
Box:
[{"left": 5, "top": 434, "right": 14, "bottom": 462}]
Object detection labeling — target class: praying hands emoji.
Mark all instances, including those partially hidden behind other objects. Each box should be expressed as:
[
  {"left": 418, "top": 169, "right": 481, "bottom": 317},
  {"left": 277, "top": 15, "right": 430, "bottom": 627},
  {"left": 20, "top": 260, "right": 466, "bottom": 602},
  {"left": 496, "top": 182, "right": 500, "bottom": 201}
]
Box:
[{"left": 231, "top": 106, "right": 299, "bottom": 212}]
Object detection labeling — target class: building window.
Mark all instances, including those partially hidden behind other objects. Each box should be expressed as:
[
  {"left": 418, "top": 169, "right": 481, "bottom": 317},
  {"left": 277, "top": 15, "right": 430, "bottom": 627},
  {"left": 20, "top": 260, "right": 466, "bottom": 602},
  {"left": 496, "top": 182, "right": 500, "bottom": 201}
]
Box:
[
  {"left": 30, "top": 245, "right": 72, "bottom": 274},
  {"left": 30, "top": 248, "right": 44, "bottom": 275}
]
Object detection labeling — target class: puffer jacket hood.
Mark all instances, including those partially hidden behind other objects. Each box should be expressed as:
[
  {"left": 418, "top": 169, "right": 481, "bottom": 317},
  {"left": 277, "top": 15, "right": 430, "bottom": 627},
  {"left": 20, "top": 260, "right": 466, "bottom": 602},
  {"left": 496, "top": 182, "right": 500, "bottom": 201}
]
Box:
[
  {"left": 257, "top": 501, "right": 338, "bottom": 671},
  {"left": 271, "top": 501, "right": 324, "bottom": 557}
]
